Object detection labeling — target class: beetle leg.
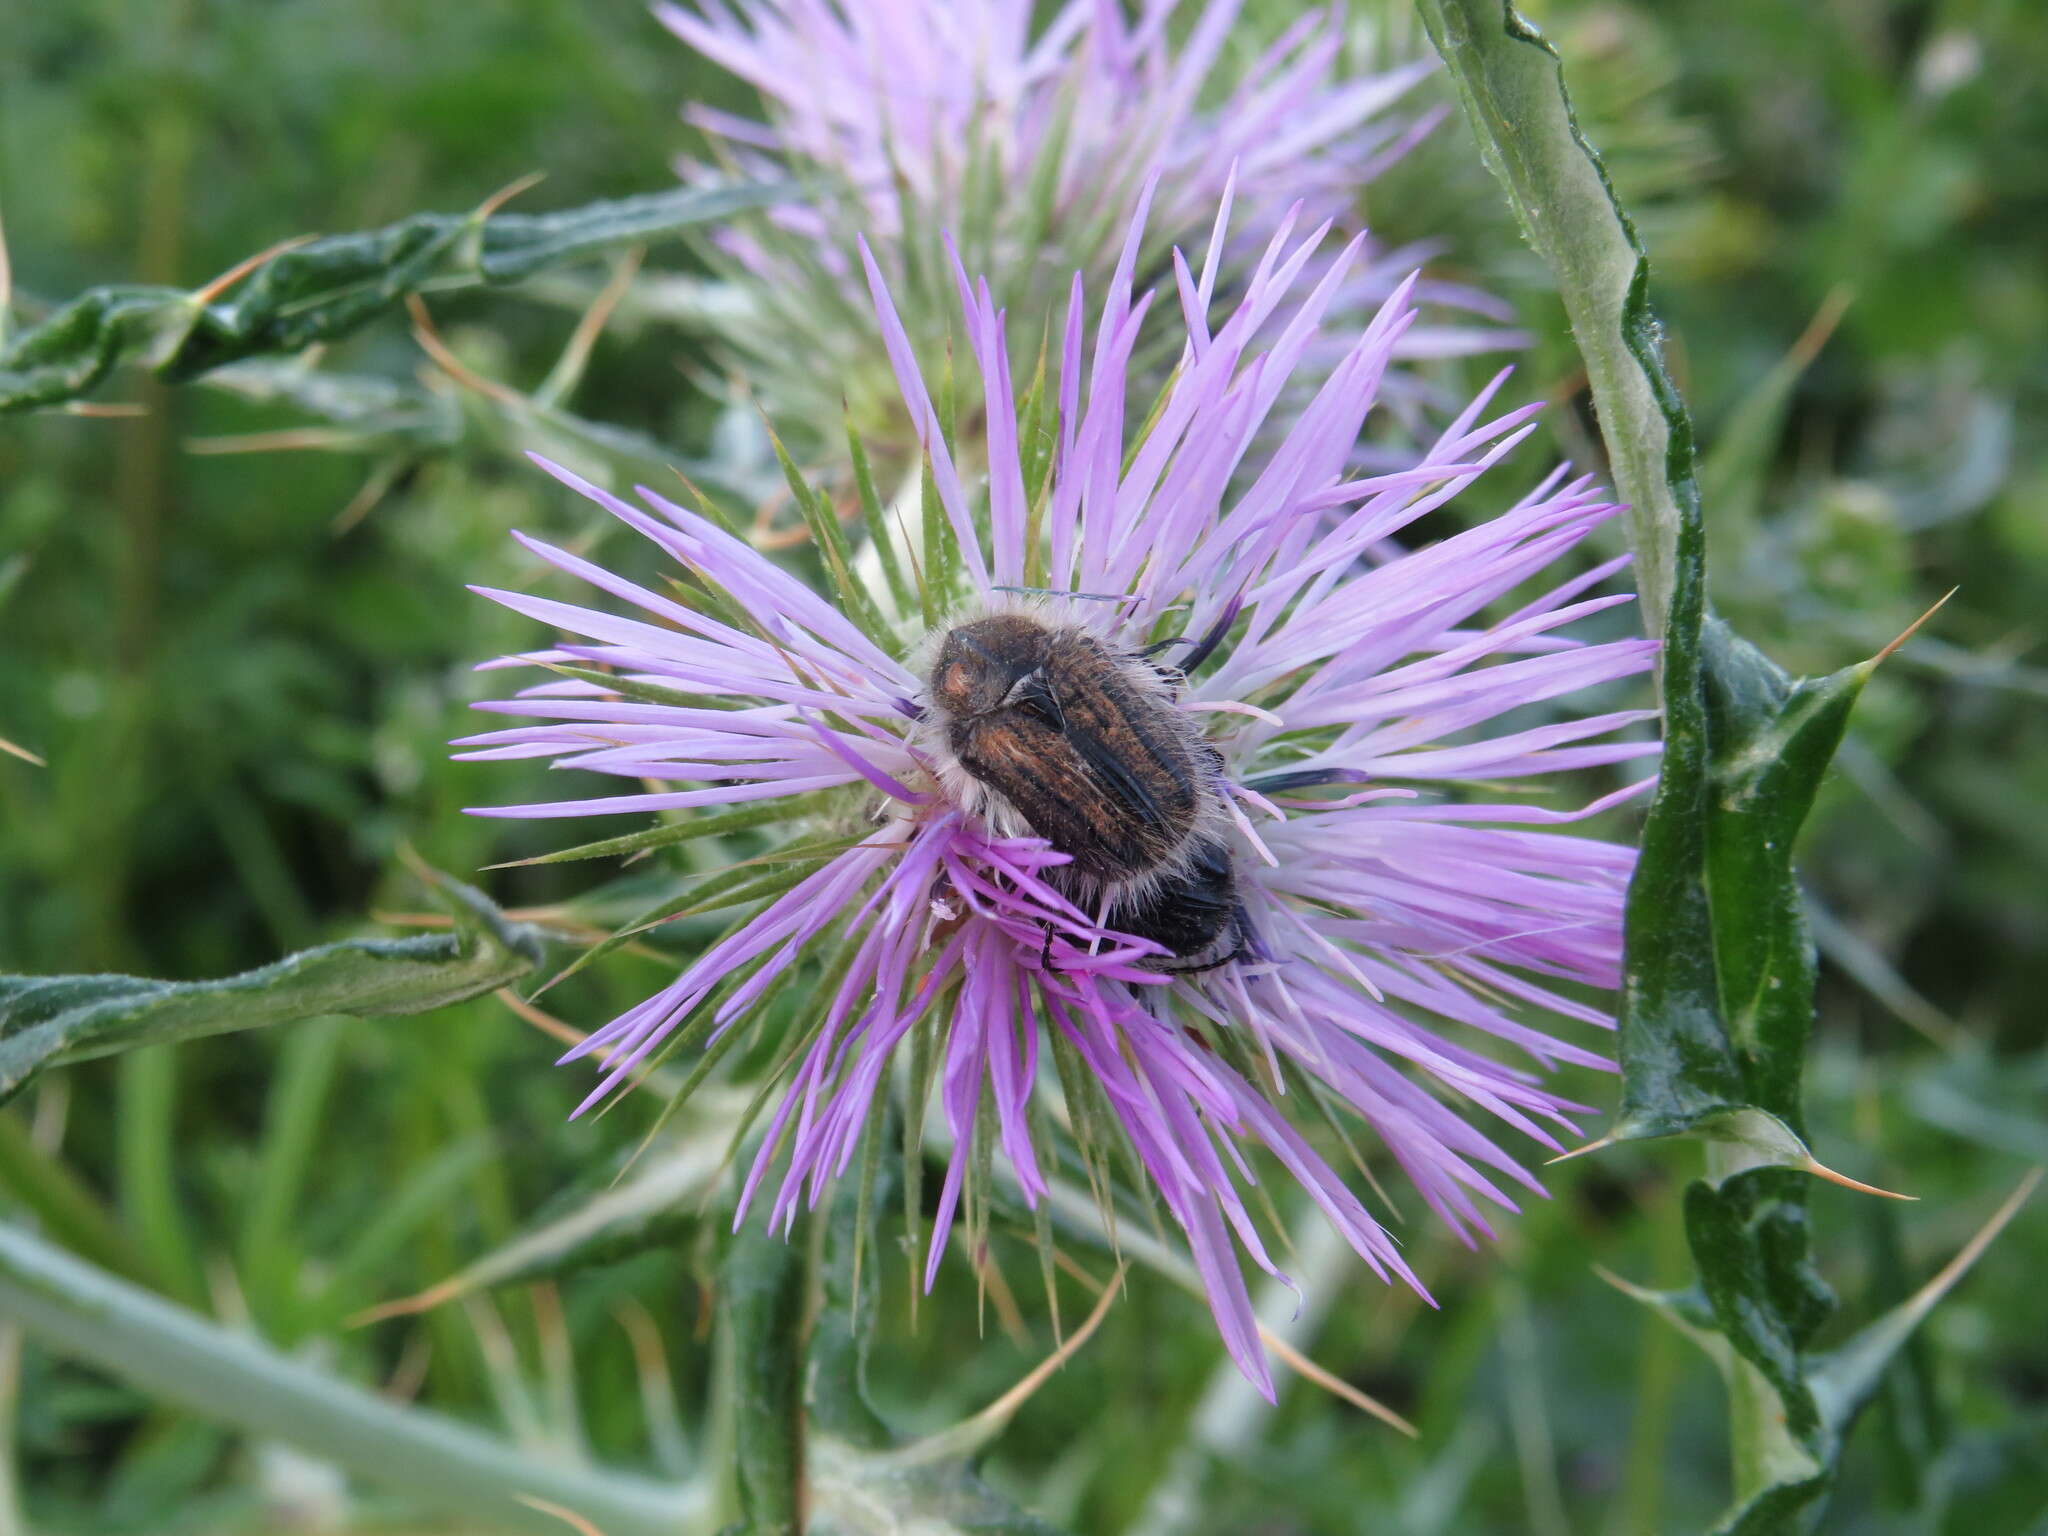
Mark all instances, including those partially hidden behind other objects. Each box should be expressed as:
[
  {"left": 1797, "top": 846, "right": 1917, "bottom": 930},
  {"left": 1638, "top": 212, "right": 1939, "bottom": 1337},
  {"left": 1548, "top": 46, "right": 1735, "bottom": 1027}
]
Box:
[
  {"left": 1149, "top": 902, "right": 1257, "bottom": 975},
  {"left": 1137, "top": 594, "right": 1243, "bottom": 677},
  {"left": 1175, "top": 594, "right": 1243, "bottom": 675},
  {"left": 1037, "top": 920, "right": 1063, "bottom": 975}
]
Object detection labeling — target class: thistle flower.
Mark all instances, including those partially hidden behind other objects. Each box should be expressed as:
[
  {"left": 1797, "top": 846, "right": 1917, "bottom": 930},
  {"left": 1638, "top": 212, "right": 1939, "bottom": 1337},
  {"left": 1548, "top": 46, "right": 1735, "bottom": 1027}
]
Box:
[
  {"left": 458, "top": 198, "right": 1655, "bottom": 1394},
  {"left": 657, "top": 0, "right": 1516, "bottom": 453}
]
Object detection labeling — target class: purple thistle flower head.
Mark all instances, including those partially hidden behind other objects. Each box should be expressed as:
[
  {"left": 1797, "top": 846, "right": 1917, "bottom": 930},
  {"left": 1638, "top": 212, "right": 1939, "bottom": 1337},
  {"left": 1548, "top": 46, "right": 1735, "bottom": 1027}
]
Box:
[
  {"left": 460, "top": 198, "right": 1656, "bottom": 1395},
  {"left": 655, "top": 0, "right": 1517, "bottom": 450}
]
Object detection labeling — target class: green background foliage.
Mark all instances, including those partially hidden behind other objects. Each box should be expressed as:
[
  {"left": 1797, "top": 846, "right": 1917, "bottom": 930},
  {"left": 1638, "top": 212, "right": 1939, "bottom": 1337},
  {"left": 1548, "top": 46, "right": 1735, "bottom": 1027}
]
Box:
[{"left": 1, "top": 1, "right": 2044, "bottom": 1532}]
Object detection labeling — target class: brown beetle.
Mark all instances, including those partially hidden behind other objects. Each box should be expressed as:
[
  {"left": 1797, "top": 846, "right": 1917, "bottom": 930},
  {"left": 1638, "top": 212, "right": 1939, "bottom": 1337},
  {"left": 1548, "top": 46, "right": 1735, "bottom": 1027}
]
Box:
[{"left": 923, "top": 609, "right": 1245, "bottom": 970}]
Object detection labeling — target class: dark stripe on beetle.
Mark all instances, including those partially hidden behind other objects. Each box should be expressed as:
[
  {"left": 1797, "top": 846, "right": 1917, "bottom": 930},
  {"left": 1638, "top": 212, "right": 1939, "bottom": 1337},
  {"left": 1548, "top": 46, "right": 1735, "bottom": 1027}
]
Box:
[{"left": 1242, "top": 768, "right": 1366, "bottom": 793}]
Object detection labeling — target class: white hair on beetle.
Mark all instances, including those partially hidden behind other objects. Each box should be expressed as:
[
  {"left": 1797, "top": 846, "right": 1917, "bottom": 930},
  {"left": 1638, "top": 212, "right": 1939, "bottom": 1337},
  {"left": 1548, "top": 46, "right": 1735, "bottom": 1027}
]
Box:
[{"left": 906, "top": 593, "right": 1240, "bottom": 949}]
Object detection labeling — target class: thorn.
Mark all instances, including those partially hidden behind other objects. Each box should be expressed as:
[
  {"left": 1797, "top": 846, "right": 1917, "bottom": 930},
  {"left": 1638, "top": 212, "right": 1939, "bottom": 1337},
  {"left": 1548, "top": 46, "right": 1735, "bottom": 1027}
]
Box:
[
  {"left": 876, "top": 1266, "right": 1127, "bottom": 1469},
  {"left": 1871, "top": 587, "right": 1960, "bottom": 668},
  {"left": 494, "top": 985, "right": 587, "bottom": 1051},
  {"left": 1545, "top": 1131, "right": 1619, "bottom": 1166},
  {"left": 495, "top": 986, "right": 675, "bottom": 1099},
  {"left": 379, "top": 1326, "right": 434, "bottom": 1403},
  {"left": 1904, "top": 1166, "right": 2041, "bottom": 1305},
  {"left": 187, "top": 427, "right": 357, "bottom": 455},
  {"left": 526, "top": 964, "right": 571, "bottom": 1000},
  {"left": 348, "top": 1278, "right": 462, "bottom": 1327},
  {"left": 1590, "top": 1263, "right": 1643, "bottom": 1298},
  {"left": 612, "top": 1296, "right": 670, "bottom": 1383},
  {"left": 664, "top": 464, "right": 725, "bottom": 526},
  {"left": 393, "top": 839, "right": 439, "bottom": 889},
  {"left": 977, "top": 1242, "right": 1032, "bottom": 1350},
  {"left": 537, "top": 245, "right": 644, "bottom": 409},
  {"left": 406, "top": 293, "right": 527, "bottom": 409},
  {"left": 1803, "top": 1156, "right": 1915, "bottom": 1201},
  {"left": 187, "top": 233, "right": 318, "bottom": 310},
  {"left": 0, "top": 734, "right": 46, "bottom": 768},
  {"left": 1258, "top": 1322, "right": 1419, "bottom": 1436},
  {"left": 331, "top": 458, "right": 406, "bottom": 535},
  {"left": 1788, "top": 285, "right": 1856, "bottom": 371},
  {"left": 474, "top": 170, "right": 547, "bottom": 223},
  {"left": 513, "top": 1495, "right": 606, "bottom": 1536}
]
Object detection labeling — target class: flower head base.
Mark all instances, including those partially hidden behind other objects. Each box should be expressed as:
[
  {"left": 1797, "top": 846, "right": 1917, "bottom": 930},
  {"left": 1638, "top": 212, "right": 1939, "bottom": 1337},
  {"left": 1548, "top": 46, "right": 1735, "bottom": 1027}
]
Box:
[
  {"left": 658, "top": 0, "right": 1514, "bottom": 450},
  {"left": 460, "top": 201, "right": 1655, "bottom": 1394}
]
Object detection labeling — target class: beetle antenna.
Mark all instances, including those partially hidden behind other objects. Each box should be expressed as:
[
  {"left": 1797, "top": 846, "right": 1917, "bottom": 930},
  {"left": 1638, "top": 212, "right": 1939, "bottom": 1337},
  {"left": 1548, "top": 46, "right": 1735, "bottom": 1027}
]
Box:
[{"left": 990, "top": 584, "right": 1132, "bottom": 603}]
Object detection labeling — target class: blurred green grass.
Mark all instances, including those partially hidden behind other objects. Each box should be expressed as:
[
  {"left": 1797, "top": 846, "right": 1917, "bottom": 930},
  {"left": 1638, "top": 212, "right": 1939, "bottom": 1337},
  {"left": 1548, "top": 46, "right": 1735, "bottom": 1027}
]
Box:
[{"left": 2, "top": 1, "right": 2045, "bottom": 1532}]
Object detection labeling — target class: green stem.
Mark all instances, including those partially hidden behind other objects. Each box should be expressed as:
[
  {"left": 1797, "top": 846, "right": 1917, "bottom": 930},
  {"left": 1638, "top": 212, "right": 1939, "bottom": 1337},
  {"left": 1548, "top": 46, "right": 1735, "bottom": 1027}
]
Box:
[
  {"left": 1701, "top": 1140, "right": 1787, "bottom": 1508},
  {"left": 723, "top": 1225, "right": 808, "bottom": 1535},
  {"left": 0, "top": 1220, "right": 705, "bottom": 1536},
  {"left": 1413, "top": 0, "right": 1702, "bottom": 651}
]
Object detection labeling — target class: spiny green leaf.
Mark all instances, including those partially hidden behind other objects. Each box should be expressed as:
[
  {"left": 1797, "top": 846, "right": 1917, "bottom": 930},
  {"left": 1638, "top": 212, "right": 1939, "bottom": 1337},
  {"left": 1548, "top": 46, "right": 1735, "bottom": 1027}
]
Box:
[
  {"left": 1701, "top": 647, "right": 1867, "bottom": 1129},
  {"left": 0, "top": 873, "right": 542, "bottom": 1103},
  {"left": 1684, "top": 1173, "right": 1831, "bottom": 1452},
  {"left": 0, "top": 285, "right": 184, "bottom": 415},
  {"left": 0, "top": 183, "right": 783, "bottom": 413},
  {"left": 1416, "top": 7, "right": 1901, "bottom": 1530},
  {"left": 1613, "top": 625, "right": 1868, "bottom": 1155}
]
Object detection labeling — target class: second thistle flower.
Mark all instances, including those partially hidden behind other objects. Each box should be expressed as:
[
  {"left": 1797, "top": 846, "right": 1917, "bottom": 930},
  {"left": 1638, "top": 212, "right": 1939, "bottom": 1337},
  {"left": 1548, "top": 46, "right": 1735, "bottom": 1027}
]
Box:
[{"left": 658, "top": 0, "right": 1514, "bottom": 459}]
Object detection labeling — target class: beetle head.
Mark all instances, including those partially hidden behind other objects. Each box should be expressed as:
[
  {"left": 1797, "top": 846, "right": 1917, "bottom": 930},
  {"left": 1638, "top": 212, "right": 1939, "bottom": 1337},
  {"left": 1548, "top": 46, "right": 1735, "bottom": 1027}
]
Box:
[{"left": 929, "top": 615, "right": 1053, "bottom": 719}]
